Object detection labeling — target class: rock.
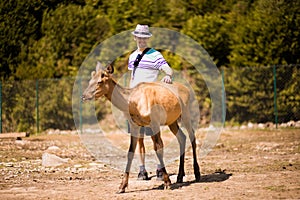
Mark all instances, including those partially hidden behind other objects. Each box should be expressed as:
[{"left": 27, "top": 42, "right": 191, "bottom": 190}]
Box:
[
  {"left": 258, "top": 123, "right": 265, "bottom": 129},
  {"left": 42, "top": 153, "right": 68, "bottom": 167},
  {"left": 4, "top": 162, "right": 14, "bottom": 167},
  {"left": 15, "top": 140, "right": 27, "bottom": 146},
  {"left": 89, "top": 162, "right": 105, "bottom": 167},
  {"left": 44, "top": 129, "right": 79, "bottom": 135},
  {"left": 247, "top": 122, "right": 254, "bottom": 129},
  {"left": 74, "top": 164, "right": 83, "bottom": 168},
  {"left": 47, "top": 146, "right": 61, "bottom": 151},
  {"left": 265, "top": 122, "right": 274, "bottom": 128},
  {"left": 280, "top": 123, "right": 288, "bottom": 128},
  {"left": 240, "top": 125, "right": 247, "bottom": 130}
]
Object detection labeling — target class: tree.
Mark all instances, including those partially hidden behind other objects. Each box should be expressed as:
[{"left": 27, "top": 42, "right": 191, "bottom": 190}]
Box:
[
  {"left": 182, "top": 14, "right": 231, "bottom": 67},
  {"left": 0, "top": 0, "right": 86, "bottom": 80},
  {"left": 228, "top": 0, "right": 300, "bottom": 66},
  {"left": 1, "top": 80, "right": 36, "bottom": 132},
  {"left": 104, "top": 0, "right": 169, "bottom": 34},
  {"left": 224, "top": 0, "right": 300, "bottom": 123},
  {"left": 16, "top": 4, "right": 110, "bottom": 79},
  {"left": 0, "top": 0, "right": 43, "bottom": 79}
]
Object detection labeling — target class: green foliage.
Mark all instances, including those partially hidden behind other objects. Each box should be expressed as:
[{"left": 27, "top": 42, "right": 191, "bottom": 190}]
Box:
[
  {"left": 224, "top": 0, "right": 300, "bottom": 123},
  {"left": 225, "top": 66, "right": 274, "bottom": 123},
  {"left": 276, "top": 66, "right": 300, "bottom": 122},
  {"left": 229, "top": 0, "right": 300, "bottom": 66},
  {"left": 1, "top": 0, "right": 43, "bottom": 79},
  {"left": 16, "top": 4, "right": 110, "bottom": 79},
  {"left": 182, "top": 14, "right": 230, "bottom": 67},
  {"left": 0, "top": 0, "right": 299, "bottom": 132},
  {"left": 38, "top": 78, "right": 76, "bottom": 130},
  {"left": 1, "top": 80, "right": 36, "bottom": 132},
  {"left": 95, "top": 0, "right": 170, "bottom": 34},
  {"left": 224, "top": 65, "right": 300, "bottom": 124}
]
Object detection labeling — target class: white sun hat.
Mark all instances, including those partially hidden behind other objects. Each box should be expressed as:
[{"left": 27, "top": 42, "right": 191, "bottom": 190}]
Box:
[{"left": 131, "top": 24, "right": 152, "bottom": 38}]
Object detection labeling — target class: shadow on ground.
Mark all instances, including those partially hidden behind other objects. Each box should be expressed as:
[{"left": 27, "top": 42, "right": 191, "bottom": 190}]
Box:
[
  {"left": 168, "top": 171, "right": 232, "bottom": 190},
  {"left": 123, "top": 171, "right": 232, "bottom": 193}
]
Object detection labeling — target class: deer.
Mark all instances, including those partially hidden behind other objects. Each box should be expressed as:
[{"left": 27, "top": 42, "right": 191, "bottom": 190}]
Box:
[{"left": 81, "top": 62, "right": 200, "bottom": 193}]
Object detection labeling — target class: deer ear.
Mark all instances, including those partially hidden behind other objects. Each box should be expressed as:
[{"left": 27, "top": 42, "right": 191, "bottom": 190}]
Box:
[
  {"left": 106, "top": 64, "right": 114, "bottom": 74},
  {"left": 91, "top": 71, "right": 96, "bottom": 77},
  {"left": 96, "top": 61, "right": 102, "bottom": 72}
]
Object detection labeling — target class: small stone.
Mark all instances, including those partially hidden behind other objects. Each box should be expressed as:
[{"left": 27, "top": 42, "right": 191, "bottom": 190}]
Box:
[
  {"left": 47, "top": 146, "right": 61, "bottom": 151},
  {"left": 89, "top": 162, "right": 105, "bottom": 168},
  {"left": 42, "top": 153, "right": 68, "bottom": 167},
  {"left": 74, "top": 164, "right": 83, "bottom": 168},
  {"left": 4, "top": 162, "right": 14, "bottom": 167}
]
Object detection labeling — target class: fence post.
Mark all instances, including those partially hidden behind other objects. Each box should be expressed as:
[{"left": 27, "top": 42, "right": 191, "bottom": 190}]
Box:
[
  {"left": 36, "top": 80, "right": 40, "bottom": 134},
  {"left": 0, "top": 81, "right": 2, "bottom": 133},
  {"left": 273, "top": 65, "right": 278, "bottom": 128},
  {"left": 79, "top": 77, "right": 82, "bottom": 134},
  {"left": 221, "top": 69, "right": 226, "bottom": 126}
]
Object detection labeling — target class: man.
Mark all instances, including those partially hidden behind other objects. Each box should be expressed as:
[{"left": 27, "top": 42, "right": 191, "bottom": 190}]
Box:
[{"left": 128, "top": 24, "right": 173, "bottom": 180}]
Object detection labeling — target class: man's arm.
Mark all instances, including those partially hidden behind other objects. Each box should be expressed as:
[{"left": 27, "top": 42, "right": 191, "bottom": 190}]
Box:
[{"left": 161, "top": 65, "right": 173, "bottom": 84}]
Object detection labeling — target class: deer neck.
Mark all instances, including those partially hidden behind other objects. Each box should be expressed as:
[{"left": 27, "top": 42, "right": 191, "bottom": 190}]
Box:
[{"left": 105, "top": 79, "right": 130, "bottom": 113}]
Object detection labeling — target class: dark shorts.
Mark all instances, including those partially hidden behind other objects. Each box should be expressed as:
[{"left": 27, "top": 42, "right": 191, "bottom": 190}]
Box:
[
  {"left": 127, "top": 121, "right": 154, "bottom": 136},
  {"left": 140, "top": 126, "right": 154, "bottom": 136}
]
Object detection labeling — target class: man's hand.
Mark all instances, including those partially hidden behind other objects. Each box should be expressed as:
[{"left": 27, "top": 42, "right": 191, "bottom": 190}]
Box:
[{"left": 161, "top": 75, "right": 172, "bottom": 84}]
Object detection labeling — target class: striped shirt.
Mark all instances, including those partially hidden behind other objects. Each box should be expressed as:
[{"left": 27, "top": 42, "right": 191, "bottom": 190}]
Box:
[{"left": 128, "top": 48, "right": 169, "bottom": 88}]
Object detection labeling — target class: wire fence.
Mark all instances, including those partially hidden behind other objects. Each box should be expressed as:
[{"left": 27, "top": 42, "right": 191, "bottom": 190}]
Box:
[
  {"left": 0, "top": 65, "right": 299, "bottom": 133},
  {"left": 223, "top": 65, "right": 299, "bottom": 127},
  {"left": 0, "top": 78, "right": 76, "bottom": 133}
]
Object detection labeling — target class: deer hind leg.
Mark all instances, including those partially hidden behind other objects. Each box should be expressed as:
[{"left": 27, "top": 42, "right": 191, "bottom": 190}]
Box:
[
  {"left": 151, "top": 132, "right": 171, "bottom": 189},
  {"left": 118, "top": 134, "right": 138, "bottom": 193},
  {"left": 168, "top": 122, "right": 186, "bottom": 183},
  {"left": 182, "top": 107, "right": 201, "bottom": 182}
]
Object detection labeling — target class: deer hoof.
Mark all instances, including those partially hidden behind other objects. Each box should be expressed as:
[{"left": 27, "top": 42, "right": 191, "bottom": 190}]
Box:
[
  {"left": 164, "top": 180, "right": 171, "bottom": 190},
  {"left": 117, "top": 182, "right": 128, "bottom": 194},
  {"left": 164, "top": 184, "right": 172, "bottom": 190},
  {"left": 116, "top": 188, "right": 126, "bottom": 194}
]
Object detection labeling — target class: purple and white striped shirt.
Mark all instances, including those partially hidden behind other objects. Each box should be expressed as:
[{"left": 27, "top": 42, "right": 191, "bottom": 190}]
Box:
[{"left": 128, "top": 48, "right": 169, "bottom": 88}]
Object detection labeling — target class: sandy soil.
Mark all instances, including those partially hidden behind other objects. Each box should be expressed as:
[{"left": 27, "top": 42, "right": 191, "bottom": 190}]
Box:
[{"left": 0, "top": 128, "right": 299, "bottom": 200}]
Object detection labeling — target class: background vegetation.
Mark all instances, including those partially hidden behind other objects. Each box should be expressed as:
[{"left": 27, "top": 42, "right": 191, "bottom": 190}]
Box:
[{"left": 0, "top": 0, "right": 299, "bottom": 132}]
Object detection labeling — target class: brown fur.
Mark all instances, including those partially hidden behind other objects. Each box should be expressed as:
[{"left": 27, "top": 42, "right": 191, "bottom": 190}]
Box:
[{"left": 82, "top": 64, "right": 200, "bottom": 193}]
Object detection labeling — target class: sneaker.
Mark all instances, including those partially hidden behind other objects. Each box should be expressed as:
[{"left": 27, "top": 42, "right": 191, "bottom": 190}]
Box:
[
  {"left": 137, "top": 170, "right": 148, "bottom": 180},
  {"left": 156, "top": 169, "right": 163, "bottom": 181}
]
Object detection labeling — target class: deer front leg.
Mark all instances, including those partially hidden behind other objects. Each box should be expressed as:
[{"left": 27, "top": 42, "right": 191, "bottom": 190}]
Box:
[
  {"left": 151, "top": 133, "right": 171, "bottom": 190},
  {"left": 169, "top": 122, "right": 186, "bottom": 183},
  {"left": 117, "top": 135, "right": 138, "bottom": 194}
]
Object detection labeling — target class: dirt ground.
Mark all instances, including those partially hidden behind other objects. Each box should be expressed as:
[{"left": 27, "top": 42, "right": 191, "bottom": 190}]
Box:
[{"left": 0, "top": 128, "right": 299, "bottom": 200}]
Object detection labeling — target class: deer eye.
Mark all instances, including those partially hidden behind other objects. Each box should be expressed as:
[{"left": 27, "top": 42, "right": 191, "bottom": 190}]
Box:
[{"left": 101, "top": 73, "right": 105, "bottom": 78}]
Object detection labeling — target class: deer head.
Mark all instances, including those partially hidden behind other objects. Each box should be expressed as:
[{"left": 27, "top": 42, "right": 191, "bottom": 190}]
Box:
[{"left": 81, "top": 61, "right": 114, "bottom": 101}]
